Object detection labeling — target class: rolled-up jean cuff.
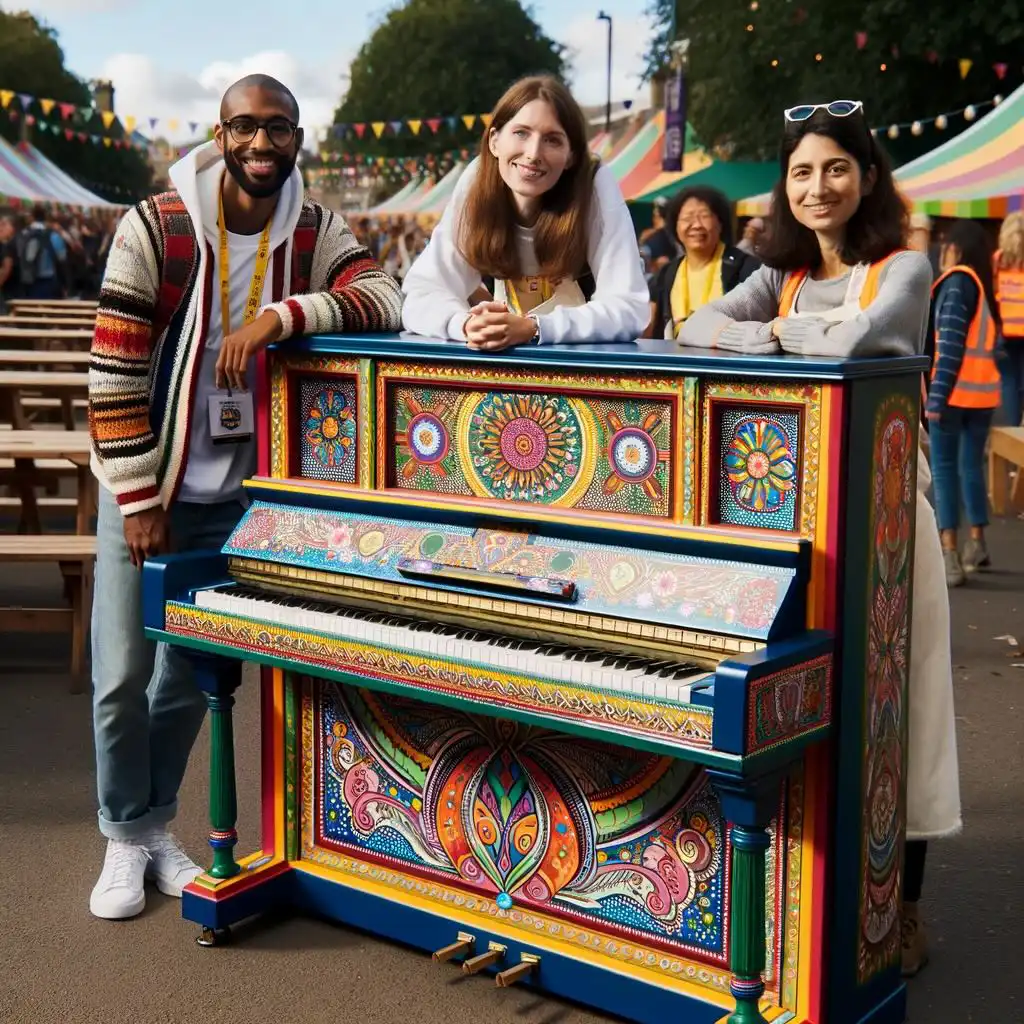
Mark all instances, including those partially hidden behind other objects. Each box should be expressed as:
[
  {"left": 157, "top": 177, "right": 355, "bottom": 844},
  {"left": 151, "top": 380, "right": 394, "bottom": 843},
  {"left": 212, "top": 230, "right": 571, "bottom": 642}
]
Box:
[{"left": 97, "top": 800, "right": 177, "bottom": 840}]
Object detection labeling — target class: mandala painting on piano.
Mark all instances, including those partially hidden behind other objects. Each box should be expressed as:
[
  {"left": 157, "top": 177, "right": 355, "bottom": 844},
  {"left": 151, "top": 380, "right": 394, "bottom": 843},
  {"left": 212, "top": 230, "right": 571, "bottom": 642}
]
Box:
[
  {"left": 388, "top": 385, "right": 674, "bottom": 518},
  {"left": 299, "top": 377, "right": 358, "bottom": 483},
  {"left": 313, "top": 684, "right": 739, "bottom": 961}
]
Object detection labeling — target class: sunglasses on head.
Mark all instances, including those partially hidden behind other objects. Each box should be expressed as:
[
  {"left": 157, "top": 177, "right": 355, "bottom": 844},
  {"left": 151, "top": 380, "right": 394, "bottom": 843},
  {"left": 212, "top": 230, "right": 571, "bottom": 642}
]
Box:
[{"left": 784, "top": 100, "right": 864, "bottom": 123}]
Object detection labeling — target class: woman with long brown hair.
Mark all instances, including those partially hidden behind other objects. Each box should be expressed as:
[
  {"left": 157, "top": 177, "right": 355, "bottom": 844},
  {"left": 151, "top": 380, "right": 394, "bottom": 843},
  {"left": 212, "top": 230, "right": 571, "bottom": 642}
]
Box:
[{"left": 401, "top": 75, "right": 649, "bottom": 349}]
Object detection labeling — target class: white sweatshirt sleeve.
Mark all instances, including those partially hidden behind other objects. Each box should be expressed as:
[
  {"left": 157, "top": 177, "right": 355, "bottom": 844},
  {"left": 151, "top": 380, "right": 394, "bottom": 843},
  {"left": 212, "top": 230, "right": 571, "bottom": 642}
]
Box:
[
  {"left": 400, "top": 160, "right": 482, "bottom": 340},
  {"left": 535, "top": 163, "right": 650, "bottom": 344}
]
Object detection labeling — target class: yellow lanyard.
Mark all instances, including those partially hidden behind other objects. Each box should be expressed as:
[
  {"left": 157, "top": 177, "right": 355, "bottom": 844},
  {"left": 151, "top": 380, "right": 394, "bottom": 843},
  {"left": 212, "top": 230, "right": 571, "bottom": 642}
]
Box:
[
  {"left": 505, "top": 276, "right": 554, "bottom": 314},
  {"left": 217, "top": 175, "right": 273, "bottom": 336},
  {"left": 671, "top": 244, "right": 724, "bottom": 324}
]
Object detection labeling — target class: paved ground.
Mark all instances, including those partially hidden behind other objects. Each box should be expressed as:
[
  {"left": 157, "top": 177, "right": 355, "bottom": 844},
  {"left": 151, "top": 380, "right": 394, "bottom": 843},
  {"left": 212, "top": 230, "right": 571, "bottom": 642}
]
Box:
[{"left": 0, "top": 511, "right": 1020, "bottom": 1024}]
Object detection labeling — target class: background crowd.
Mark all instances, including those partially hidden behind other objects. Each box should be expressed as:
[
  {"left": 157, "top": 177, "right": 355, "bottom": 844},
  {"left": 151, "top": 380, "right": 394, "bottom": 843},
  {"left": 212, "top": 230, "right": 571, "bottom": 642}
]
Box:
[{"left": 0, "top": 204, "right": 120, "bottom": 310}]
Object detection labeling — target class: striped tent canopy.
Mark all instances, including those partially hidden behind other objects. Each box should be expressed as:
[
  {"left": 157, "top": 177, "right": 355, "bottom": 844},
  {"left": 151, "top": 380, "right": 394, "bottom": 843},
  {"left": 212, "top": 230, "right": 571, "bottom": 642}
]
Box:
[
  {"left": 738, "top": 83, "right": 1024, "bottom": 219},
  {"left": 605, "top": 112, "right": 710, "bottom": 200},
  {"left": 368, "top": 175, "right": 427, "bottom": 214},
  {"left": 407, "top": 162, "right": 466, "bottom": 215},
  {"left": 895, "top": 83, "right": 1024, "bottom": 218},
  {"left": 588, "top": 130, "right": 614, "bottom": 160},
  {"left": 632, "top": 160, "right": 779, "bottom": 206},
  {"left": 0, "top": 135, "right": 117, "bottom": 208}
]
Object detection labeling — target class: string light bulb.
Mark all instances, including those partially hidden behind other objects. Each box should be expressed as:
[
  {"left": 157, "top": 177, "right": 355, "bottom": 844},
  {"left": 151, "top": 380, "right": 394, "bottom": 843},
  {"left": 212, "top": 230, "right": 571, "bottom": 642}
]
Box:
[
  {"left": 887, "top": 124, "right": 899, "bottom": 139},
  {"left": 880, "top": 63, "right": 887, "bottom": 71},
  {"left": 747, "top": 23, "right": 754, "bottom": 30},
  {"left": 994, "top": 94, "right": 1004, "bottom": 106},
  {"left": 750, "top": 1, "right": 759, "bottom": 8},
  {"left": 935, "top": 114, "right": 948, "bottom": 130},
  {"left": 815, "top": 53, "right": 823, "bottom": 62},
  {"left": 771, "top": 59, "right": 779, "bottom": 67},
  {"left": 911, "top": 121, "right": 923, "bottom": 136},
  {"left": 964, "top": 105, "right": 977, "bottom": 121}
]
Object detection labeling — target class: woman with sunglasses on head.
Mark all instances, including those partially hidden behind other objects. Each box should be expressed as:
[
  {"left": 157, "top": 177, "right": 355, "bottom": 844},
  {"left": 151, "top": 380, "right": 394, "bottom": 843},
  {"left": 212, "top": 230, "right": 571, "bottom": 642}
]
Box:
[
  {"left": 645, "top": 185, "right": 761, "bottom": 339},
  {"left": 926, "top": 220, "right": 1002, "bottom": 585},
  {"left": 401, "top": 75, "right": 649, "bottom": 349},
  {"left": 680, "top": 99, "right": 960, "bottom": 979}
]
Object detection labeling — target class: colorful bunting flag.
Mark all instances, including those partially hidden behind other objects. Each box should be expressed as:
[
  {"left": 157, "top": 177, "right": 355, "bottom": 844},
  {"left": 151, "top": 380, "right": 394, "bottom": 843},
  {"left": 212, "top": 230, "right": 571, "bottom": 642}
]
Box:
[
  {"left": 959, "top": 58, "right": 973, "bottom": 79},
  {"left": 0, "top": 90, "right": 14, "bottom": 109},
  {"left": 994, "top": 62, "right": 1008, "bottom": 80},
  {"left": 354, "top": 123, "right": 366, "bottom": 138},
  {"left": 461, "top": 114, "right": 476, "bottom": 130},
  {"left": 371, "top": 121, "right": 386, "bottom": 138},
  {"left": 389, "top": 120, "right": 403, "bottom": 135},
  {"left": 426, "top": 117, "right": 441, "bottom": 134},
  {"left": 18, "top": 92, "right": 33, "bottom": 110},
  {"left": 480, "top": 113, "right": 493, "bottom": 128},
  {"left": 124, "top": 115, "right": 137, "bottom": 133},
  {"left": 39, "top": 98, "right": 56, "bottom": 116},
  {"left": 408, "top": 119, "right": 422, "bottom": 135},
  {"left": 101, "top": 110, "right": 116, "bottom": 129}
]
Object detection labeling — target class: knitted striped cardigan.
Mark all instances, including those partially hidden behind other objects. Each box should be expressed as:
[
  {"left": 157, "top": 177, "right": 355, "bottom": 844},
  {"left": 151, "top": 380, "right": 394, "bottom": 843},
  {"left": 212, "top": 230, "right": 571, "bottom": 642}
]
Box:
[{"left": 89, "top": 183, "right": 403, "bottom": 516}]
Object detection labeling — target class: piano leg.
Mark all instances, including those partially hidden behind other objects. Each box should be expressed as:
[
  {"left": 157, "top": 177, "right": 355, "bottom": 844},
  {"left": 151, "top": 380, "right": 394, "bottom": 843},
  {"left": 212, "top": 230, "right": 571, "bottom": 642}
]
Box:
[
  {"left": 708, "top": 771, "right": 781, "bottom": 1024},
  {"left": 191, "top": 654, "right": 242, "bottom": 880}
]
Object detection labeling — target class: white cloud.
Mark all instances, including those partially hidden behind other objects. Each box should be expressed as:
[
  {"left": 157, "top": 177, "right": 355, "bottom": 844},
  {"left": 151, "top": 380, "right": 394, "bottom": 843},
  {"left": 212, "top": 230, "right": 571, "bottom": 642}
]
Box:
[
  {"left": 97, "top": 49, "right": 352, "bottom": 149},
  {"left": 559, "top": 11, "right": 654, "bottom": 110},
  {"left": 20, "top": 0, "right": 128, "bottom": 14}
]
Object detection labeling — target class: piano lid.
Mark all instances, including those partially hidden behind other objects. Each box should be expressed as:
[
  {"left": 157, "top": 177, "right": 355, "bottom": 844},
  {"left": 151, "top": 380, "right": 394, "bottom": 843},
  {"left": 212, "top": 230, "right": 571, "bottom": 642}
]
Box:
[{"left": 221, "top": 500, "right": 801, "bottom": 643}]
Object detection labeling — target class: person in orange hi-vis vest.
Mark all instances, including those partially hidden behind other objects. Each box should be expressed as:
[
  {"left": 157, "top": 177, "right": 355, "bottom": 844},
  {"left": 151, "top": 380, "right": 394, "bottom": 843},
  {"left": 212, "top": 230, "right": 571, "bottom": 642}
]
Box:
[
  {"left": 926, "top": 219, "right": 1002, "bottom": 585},
  {"left": 679, "top": 99, "right": 961, "bottom": 980},
  {"left": 994, "top": 211, "right": 1024, "bottom": 426}
]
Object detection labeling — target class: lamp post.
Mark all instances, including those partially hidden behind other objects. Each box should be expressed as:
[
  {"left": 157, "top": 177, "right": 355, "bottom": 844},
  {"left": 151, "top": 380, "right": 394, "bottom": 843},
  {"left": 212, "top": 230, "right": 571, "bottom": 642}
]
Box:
[{"left": 597, "top": 10, "right": 612, "bottom": 134}]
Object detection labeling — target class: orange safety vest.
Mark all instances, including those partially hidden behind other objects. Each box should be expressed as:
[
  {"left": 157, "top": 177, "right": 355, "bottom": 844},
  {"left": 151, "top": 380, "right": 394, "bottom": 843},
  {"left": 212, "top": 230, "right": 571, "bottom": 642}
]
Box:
[
  {"left": 930, "top": 264, "right": 1001, "bottom": 409},
  {"left": 994, "top": 254, "right": 1024, "bottom": 338},
  {"left": 777, "top": 251, "right": 903, "bottom": 316}
]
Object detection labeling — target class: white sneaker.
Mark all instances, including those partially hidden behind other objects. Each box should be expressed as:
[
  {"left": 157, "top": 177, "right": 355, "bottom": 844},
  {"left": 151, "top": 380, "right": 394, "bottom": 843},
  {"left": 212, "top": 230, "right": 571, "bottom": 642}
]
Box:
[
  {"left": 142, "top": 830, "right": 203, "bottom": 897},
  {"left": 89, "top": 839, "right": 149, "bottom": 920}
]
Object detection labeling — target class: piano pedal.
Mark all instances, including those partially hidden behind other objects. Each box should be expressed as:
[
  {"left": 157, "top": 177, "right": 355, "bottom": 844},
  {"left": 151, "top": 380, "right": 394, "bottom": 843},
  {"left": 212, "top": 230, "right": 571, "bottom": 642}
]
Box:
[
  {"left": 495, "top": 953, "right": 540, "bottom": 988},
  {"left": 461, "top": 941, "right": 506, "bottom": 975},
  {"left": 196, "top": 925, "right": 231, "bottom": 948},
  {"left": 432, "top": 931, "right": 475, "bottom": 964}
]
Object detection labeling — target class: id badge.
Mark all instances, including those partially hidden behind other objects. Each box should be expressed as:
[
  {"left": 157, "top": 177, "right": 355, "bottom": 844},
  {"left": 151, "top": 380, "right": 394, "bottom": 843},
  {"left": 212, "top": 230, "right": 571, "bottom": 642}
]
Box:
[{"left": 208, "top": 391, "right": 254, "bottom": 445}]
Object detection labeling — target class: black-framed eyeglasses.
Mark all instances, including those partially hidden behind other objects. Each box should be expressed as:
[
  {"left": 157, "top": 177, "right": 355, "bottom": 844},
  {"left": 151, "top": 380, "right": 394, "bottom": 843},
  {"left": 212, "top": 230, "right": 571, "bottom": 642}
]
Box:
[{"left": 221, "top": 116, "right": 298, "bottom": 148}]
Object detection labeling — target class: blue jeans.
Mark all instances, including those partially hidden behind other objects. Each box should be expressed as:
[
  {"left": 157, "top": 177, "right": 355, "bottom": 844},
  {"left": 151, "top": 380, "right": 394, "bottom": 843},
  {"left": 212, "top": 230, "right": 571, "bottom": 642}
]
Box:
[
  {"left": 928, "top": 407, "right": 994, "bottom": 532},
  {"left": 91, "top": 486, "right": 243, "bottom": 840},
  {"left": 998, "top": 340, "right": 1024, "bottom": 427}
]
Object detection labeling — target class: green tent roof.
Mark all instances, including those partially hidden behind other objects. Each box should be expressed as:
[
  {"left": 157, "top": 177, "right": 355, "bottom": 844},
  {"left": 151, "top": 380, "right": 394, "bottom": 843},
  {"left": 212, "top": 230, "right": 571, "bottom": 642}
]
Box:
[{"left": 631, "top": 160, "right": 779, "bottom": 205}]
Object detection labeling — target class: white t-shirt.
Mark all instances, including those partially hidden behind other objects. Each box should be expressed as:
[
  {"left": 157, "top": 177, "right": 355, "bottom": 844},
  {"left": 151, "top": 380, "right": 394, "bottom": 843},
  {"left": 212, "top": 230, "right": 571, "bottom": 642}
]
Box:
[{"left": 178, "top": 169, "right": 270, "bottom": 503}]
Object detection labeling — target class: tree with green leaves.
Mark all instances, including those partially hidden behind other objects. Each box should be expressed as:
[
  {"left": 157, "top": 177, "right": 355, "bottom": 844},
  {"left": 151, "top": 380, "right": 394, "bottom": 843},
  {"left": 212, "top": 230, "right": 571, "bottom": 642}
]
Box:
[
  {"left": 0, "top": 10, "right": 150, "bottom": 204},
  {"left": 332, "top": 0, "right": 567, "bottom": 169},
  {"left": 644, "top": 0, "right": 1023, "bottom": 161}
]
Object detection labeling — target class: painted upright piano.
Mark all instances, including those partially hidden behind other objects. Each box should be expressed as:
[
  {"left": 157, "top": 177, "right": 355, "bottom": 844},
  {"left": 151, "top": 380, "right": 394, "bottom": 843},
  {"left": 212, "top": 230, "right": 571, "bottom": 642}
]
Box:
[{"left": 143, "top": 334, "right": 925, "bottom": 1024}]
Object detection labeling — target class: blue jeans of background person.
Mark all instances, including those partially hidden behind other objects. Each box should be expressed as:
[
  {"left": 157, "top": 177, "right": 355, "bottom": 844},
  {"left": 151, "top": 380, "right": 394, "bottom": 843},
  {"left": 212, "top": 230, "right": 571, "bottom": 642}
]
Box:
[
  {"left": 24, "top": 277, "right": 62, "bottom": 300},
  {"left": 928, "top": 407, "right": 994, "bottom": 532},
  {"left": 998, "top": 339, "right": 1024, "bottom": 426},
  {"left": 92, "top": 485, "right": 243, "bottom": 840}
]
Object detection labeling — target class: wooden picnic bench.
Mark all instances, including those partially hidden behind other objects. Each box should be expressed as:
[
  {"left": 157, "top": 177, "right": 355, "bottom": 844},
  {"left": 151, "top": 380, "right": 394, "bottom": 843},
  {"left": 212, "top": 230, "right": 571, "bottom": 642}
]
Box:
[
  {"left": 0, "top": 370, "right": 89, "bottom": 429},
  {"left": 0, "top": 315, "right": 96, "bottom": 329},
  {"left": 0, "top": 430, "right": 94, "bottom": 534},
  {"left": 0, "top": 349, "right": 91, "bottom": 368},
  {"left": 0, "top": 534, "right": 96, "bottom": 691},
  {"left": 989, "top": 425, "right": 1024, "bottom": 516},
  {"left": 7, "top": 299, "right": 98, "bottom": 313}
]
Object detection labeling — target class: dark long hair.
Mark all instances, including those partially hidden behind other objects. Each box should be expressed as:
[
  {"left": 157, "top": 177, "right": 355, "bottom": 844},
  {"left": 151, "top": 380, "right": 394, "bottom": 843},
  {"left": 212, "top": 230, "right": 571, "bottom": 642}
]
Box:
[
  {"left": 664, "top": 185, "right": 735, "bottom": 247},
  {"left": 758, "top": 107, "right": 908, "bottom": 271},
  {"left": 943, "top": 219, "right": 1001, "bottom": 331},
  {"left": 457, "top": 75, "right": 593, "bottom": 281}
]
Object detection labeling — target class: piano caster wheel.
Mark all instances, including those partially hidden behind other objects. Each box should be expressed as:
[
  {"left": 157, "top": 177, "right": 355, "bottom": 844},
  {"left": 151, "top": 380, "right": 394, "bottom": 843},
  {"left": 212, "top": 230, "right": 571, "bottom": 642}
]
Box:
[{"left": 196, "top": 925, "right": 231, "bottom": 948}]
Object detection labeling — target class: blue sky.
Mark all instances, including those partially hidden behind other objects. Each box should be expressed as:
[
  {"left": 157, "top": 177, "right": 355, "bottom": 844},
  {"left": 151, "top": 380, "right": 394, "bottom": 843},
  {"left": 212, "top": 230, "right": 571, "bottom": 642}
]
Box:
[{"left": 19, "top": 0, "right": 655, "bottom": 143}]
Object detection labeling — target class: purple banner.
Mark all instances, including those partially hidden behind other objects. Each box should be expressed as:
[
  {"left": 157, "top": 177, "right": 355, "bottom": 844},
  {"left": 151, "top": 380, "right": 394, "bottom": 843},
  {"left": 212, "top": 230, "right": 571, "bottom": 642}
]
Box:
[{"left": 662, "top": 68, "right": 687, "bottom": 173}]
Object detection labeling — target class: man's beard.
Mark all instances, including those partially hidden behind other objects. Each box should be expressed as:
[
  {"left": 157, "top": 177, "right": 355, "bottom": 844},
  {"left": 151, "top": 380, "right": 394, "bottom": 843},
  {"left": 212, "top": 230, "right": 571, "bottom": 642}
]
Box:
[{"left": 223, "top": 147, "right": 296, "bottom": 199}]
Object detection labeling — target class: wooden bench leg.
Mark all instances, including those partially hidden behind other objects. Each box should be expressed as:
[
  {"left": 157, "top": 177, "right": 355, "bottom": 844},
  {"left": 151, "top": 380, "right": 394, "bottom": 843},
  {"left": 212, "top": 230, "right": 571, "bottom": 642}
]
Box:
[
  {"left": 60, "top": 559, "right": 92, "bottom": 694},
  {"left": 990, "top": 450, "right": 1008, "bottom": 516}
]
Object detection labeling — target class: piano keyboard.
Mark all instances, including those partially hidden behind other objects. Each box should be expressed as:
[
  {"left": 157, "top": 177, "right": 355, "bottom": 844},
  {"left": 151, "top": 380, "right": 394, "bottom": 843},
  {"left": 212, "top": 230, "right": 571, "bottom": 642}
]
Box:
[{"left": 194, "top": 584, "right": 712, "bottom": 704}]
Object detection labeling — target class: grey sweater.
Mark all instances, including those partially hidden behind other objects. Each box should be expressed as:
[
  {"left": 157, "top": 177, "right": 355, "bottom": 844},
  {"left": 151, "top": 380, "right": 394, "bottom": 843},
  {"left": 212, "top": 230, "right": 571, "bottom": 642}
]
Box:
[{"left": 677, "top": 251, "right": 933, "bottom": 357}]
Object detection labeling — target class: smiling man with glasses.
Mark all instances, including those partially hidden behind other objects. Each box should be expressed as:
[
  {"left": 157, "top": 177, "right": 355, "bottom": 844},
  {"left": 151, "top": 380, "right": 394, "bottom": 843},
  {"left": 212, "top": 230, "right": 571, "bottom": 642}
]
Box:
[{"left": 86, "top": 74, "right": 402, "bottom": 921}]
